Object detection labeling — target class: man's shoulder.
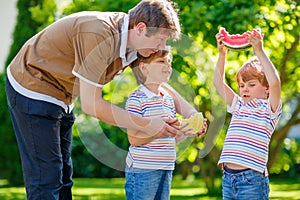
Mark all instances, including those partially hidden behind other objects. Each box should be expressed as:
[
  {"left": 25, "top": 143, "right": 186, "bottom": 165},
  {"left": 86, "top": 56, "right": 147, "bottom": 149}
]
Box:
[{"left": 61, "top": 11, "right": 126, "bottom": 33}]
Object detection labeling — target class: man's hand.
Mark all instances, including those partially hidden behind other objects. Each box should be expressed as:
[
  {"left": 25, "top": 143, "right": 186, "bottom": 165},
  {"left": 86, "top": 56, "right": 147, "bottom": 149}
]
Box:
[{"left": 150, "top": 117, "right": 180, "bottom": 139}]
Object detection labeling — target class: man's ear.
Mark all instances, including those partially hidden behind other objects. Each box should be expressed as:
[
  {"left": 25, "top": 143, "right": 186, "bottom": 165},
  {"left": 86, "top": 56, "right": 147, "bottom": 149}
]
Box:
[{"left": 135, "top": 22, "right": 147, "bottom": 35}]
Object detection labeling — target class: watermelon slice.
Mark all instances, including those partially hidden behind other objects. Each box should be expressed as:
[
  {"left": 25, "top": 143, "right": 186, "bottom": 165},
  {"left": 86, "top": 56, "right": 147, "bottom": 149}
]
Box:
[{"left": 219, "top": 27, "right": 251, "bottom": 51}]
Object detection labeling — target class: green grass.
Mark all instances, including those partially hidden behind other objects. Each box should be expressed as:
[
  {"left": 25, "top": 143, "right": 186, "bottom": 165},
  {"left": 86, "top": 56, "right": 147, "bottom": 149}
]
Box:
[{"left": 0, "top": 176, "right": 299, "bottom": 200}]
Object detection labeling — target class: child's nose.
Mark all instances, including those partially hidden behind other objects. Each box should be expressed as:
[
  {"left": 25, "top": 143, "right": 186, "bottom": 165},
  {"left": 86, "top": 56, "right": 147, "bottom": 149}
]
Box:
[{"left": 243, "top": 86, "right": 249, "bottom": 92}]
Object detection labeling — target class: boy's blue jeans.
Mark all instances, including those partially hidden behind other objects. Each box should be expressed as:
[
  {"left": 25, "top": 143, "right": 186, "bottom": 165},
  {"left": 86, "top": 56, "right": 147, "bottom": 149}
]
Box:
[
  {"left": 6, "top": 78, "right": 75, "bottom": 200},
  {"left": 222, "top": 169, "right": 270, "bottom": 200},
  {"left": 125, "top": 165, "right": 173, "bottom": 200}
]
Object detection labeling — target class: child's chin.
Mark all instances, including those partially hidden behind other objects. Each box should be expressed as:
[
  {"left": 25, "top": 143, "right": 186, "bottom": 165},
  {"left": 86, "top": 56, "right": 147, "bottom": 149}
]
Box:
[{"left": 242, "top": 97, "right": 251, "bottom": 103}]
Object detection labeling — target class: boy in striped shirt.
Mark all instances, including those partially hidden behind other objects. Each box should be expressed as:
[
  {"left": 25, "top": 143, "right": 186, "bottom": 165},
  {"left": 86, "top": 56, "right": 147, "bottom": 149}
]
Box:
[
  {"left": 214, "top": 29, "right": 282, "bottom": 200},
  {"left": 124, "top": 47, "right": 206, "bottom": 200}
]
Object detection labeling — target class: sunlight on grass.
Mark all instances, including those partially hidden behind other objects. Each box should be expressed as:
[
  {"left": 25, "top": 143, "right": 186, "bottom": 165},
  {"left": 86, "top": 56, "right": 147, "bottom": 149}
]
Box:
[
  {"left": 171, "top": 187, "right": 207, "bottom": 196},
  {"left": 270, "top": 191, "right": 300, "bottom": 200},
  {"left": 73, "top": 188, "right": 125, "bottom": 195},
  {"left": 72, "top": 178, "right": 126, "bottom": 199},
  {"left": 0, "top": 187, "right": 26, "bottom": 200},
  {"left": 269, "top": 182, "right": 300, "bottom": 200},
  {"left": 0, "top": 177, "right": 299, "bottom": 200}
]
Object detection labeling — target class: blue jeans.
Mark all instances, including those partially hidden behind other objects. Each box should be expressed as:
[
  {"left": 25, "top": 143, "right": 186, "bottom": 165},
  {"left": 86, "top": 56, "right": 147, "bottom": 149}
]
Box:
[
  {"left": 6, "top": 78, "right": 75, "bottom": 200},
  {"left": 125, "top": 165, "right": 173, "bottom": 200},
  {"left": 222, "top": 169, "right": 270, "bottom": 200}
]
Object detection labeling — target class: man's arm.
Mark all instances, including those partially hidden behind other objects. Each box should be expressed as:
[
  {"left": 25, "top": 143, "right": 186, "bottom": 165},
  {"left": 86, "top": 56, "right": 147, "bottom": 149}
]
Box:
[
  {"left": 161, "top": 83, "right": 197, "bottom": 118},
  {"left": 79, "top": 79, "right": 179, "bottom": 137},
  {"left": 127, "top": 129, "right": 154, "bottom": 146}
]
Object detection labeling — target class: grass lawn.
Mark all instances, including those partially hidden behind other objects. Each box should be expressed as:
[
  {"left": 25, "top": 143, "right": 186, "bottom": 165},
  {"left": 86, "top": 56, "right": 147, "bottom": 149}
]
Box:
[{"left": 0, "top": 176, "right": 299, "bottom": 199}]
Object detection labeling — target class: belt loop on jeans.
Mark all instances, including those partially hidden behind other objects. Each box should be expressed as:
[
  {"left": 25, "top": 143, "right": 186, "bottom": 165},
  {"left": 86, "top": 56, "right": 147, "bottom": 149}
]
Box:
[{"left": 65, "top": 103, "right": 74, "bottom": 114}]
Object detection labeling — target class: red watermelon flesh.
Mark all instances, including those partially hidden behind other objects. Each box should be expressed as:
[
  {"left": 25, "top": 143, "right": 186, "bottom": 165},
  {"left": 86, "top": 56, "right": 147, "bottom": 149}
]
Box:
[{"left": 219, "top": 27, "right": 251, "bottom": 51}]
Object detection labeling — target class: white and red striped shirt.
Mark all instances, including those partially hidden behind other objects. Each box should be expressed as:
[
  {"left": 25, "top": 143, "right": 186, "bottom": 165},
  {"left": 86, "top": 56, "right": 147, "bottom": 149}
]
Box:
[
  {"left": 218, "top": 95, "right": 282, "bottom": 175},
  {"left": 126, "top": 85, "right": 177, "bottom": 170}
]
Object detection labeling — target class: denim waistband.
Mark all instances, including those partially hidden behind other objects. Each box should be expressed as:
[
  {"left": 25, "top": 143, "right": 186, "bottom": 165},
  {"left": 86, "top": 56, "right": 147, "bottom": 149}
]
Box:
[
  {"left": 223, "top": 168, "right": 265, "bottom": 179},
  {"left": 224, "top": 166, "right": 251, "bottom": 174}
]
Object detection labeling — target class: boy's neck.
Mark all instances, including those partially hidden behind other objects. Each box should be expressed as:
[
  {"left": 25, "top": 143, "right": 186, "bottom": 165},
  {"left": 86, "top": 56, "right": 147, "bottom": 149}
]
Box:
[{"left": 144, "top": 83, "right": 162, "bottom": 95}]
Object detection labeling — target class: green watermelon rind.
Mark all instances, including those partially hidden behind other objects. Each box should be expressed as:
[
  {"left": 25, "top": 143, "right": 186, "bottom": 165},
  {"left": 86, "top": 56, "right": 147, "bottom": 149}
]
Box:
[
  {"left": 222, "top": 41, "right": 252, "bottom": 51},
  {"left": 219, "top": 27, "right": 252, "bottom": 51}
]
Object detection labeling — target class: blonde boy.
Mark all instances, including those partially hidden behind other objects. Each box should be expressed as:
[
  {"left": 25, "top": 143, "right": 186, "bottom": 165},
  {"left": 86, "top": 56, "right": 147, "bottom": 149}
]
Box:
[
  {"left": 214, "top": 29, "right": 282, "bottom": 200},
  {"left": 125, "top": 48, "right": 205, "bottom": 199}
]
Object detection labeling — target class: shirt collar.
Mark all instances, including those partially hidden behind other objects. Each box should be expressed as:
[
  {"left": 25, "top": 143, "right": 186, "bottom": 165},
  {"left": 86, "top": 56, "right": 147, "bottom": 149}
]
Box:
[
  {"left": 120, "top": 15, "right": 137, "bottom": 68},
  {"left": 239, "top": 96, "right": 266, "bottom": 106},
  {"left": 139, "top": 84, "right": 169, "bottom": 98}
]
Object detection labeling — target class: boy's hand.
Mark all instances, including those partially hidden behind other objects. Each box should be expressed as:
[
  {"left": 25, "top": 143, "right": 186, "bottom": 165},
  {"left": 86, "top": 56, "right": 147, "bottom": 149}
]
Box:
[
  {"left": 215, "top": 32, "right": 228, "bottom": 54},
  {"left": 179, "top": 116, "right": 207, "bottom": 137},
  {"left": 247, "top": 29, "right": 264, "bottom": 54},
  {"left": 196, "top": 118, "right": 207, "bottom": 137}
]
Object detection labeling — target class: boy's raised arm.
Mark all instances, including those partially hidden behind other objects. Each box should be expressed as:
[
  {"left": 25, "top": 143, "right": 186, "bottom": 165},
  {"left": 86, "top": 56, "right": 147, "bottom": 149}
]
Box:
[
  {"left": 213, "top": 33, "right": 236, "bottom": 106},
  {"left": 248, "top": 29, "right": 281, "bottom": 112}
]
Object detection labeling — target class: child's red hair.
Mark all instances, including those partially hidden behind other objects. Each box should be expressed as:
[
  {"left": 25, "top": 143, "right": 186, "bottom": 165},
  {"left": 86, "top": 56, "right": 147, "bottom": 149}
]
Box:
[{"left": 236, "top": 57, "right": 269, "bottom": 88}]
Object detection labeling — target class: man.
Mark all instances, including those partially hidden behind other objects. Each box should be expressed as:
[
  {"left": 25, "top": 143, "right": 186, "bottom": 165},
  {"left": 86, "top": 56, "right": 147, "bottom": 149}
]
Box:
[{"left": 6, "top": 0, "right": 198, "bottom": 199}]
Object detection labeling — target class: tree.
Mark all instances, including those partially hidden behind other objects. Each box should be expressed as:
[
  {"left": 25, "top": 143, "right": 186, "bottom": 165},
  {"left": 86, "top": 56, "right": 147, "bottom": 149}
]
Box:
[
  {"left": 2, "top": 0, "right": 299, "bottom": 193},
  {"left": 58, "top": 0, "right": 300, "bottom": 192},
  {"left": 0, "top": 0, "right": 57, "bottom": 186},
  {"left": 174, "top": 0, "right": 300, "bottom": 192}
]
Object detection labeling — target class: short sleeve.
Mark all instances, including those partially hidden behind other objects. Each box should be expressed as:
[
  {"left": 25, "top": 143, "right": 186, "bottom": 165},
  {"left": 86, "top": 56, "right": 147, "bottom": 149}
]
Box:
[
  {"left": 268, "top": 99, "right": 282, "bottom": 120},
  {"left": 126, "top": 93, "right": 143, "bottom": 116},
  {"left": 72, "top": 22, "right": 122, "bottom": 87},
  {"left": 227, "top": 95, "right": 239, "bottom": 114}
]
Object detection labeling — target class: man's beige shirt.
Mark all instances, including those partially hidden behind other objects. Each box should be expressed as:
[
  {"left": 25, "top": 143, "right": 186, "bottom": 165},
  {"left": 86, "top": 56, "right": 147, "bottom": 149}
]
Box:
[{"left": 10, "top": 11, "right": 127, "bottom": 105}]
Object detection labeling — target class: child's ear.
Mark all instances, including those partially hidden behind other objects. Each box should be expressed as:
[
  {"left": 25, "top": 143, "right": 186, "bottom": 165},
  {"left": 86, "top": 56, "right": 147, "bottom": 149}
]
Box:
[
  {"left": 139, "top": 62, "right": 145, "bottom": 70},
  {"left": 266, "top": 86, "right": 270, "bottom": 98},
  {"left": 139, "top": 62, "right": 148, "bottom": 75}
]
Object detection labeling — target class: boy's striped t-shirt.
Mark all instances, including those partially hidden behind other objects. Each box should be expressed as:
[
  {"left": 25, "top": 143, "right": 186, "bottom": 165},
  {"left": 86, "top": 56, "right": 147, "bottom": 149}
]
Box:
[
  {"left": 125, "top": 85, "right": 176, "bottom": 170},
  {"left": 218, "top": 95, "right": 282, "bottom": 175}
]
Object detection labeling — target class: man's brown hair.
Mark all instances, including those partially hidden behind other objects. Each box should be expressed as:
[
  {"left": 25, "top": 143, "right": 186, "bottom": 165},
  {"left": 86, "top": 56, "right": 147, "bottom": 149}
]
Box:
[{"left": 128, "top": 0, "right": 181, "bottom": 40}]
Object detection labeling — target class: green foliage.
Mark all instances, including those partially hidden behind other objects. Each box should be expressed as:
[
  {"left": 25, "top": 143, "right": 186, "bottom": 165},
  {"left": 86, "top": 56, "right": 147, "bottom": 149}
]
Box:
[
  {"left": 29, "top": 0, "right": 57, "bottom": 31},
  {"left": 1, "top": 0, "right": 299, "bottom": 191},
  {"left": 170, "top": 0, "right": 300, "bottom": 191},
  {"left": 0, "top": 76, "right": 23, "bottom": 186},
  {"left": 5, "top": 0, "right": 43, "bottom": 66},
  {"left": 62, "top": 0, "right": 139, "bottom": 15},
  {"left": 72, "top": 133, "right": 126, "bottom": 178},
  {"left": 0, "top": 0, "right": 57, "bottom": 186},
  {"left": 270, "top": 138, "right": 300, "bottom": 177}
]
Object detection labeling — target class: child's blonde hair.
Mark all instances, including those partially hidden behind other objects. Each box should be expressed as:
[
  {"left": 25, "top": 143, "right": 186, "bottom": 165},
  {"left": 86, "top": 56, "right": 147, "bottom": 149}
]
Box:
[
  {"left": 131, "top": 47, "right": 171, "bottom": 85},
  {"left": 236, "top": 57, "right": 269, "bottom": 88}
]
